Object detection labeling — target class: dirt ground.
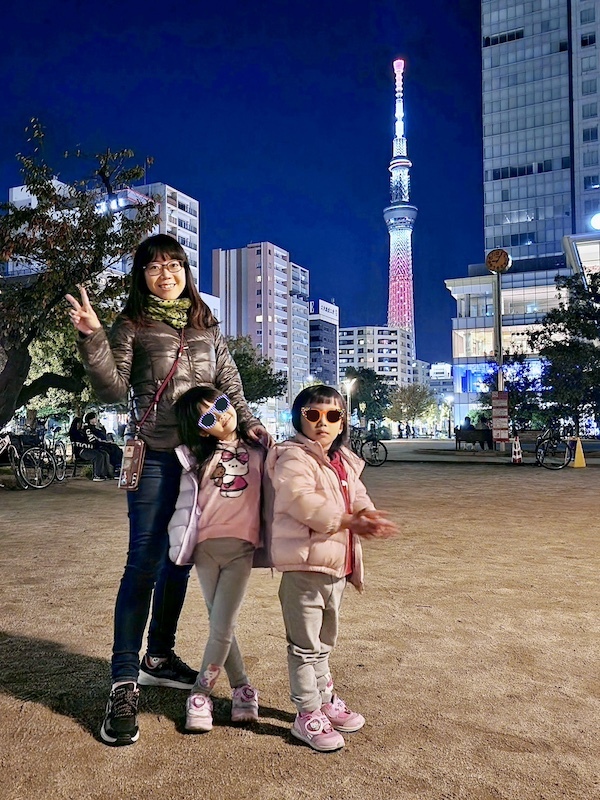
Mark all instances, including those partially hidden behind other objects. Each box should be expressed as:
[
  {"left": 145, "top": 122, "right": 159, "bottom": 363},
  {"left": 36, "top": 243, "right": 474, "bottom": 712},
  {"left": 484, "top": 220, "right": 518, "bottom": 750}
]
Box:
[{"left": 0, "top": 462, "right": 598, "bottom": 800}]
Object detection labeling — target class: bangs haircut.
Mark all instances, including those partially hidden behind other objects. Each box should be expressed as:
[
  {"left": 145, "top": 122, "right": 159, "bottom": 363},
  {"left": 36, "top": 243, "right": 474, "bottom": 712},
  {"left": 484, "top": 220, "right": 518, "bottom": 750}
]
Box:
[
  {"left": 291, "top": 384, "right": 349, "bottom": 455},
  {"left": 123, "top": 234, "right": 218, "bottom": 330},
  {"left": 174, "top": 384, "right": 257, "bottom": 476}
]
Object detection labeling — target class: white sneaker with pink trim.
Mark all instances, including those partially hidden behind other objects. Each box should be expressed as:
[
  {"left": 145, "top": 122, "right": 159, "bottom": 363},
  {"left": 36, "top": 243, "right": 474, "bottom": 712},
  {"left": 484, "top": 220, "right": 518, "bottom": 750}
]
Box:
[
  {"left": 231, "top": 684, "right": 259, "bottom": 723},
  {"left": 321, "top": 694, "right": 365, "bottom": 732},
  {"left": 291, "top": 709, "right": 345, "bottom": 752},
  {"left": 185, "top": 693, "right": 213, "bottom": 732}
]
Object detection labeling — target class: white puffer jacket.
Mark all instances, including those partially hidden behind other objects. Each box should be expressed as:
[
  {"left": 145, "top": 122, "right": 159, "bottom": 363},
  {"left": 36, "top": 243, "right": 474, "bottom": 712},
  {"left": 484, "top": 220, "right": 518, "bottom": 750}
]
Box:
[{"left": 265, "top": 435, "right": 375, "bottom": 591}]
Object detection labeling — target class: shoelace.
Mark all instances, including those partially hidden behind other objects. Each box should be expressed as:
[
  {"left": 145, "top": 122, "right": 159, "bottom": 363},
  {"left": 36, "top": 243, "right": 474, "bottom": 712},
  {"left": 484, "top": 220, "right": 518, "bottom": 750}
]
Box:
[{"left": 111, "top": 686, "right": 138, "bottom": 719}]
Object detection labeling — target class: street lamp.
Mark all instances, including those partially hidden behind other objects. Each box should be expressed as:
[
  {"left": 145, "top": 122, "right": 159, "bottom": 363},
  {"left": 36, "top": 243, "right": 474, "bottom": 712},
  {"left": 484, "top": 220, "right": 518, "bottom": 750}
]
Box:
[{"left": 343, "top": 378, "right": 357, "bottom": 426}]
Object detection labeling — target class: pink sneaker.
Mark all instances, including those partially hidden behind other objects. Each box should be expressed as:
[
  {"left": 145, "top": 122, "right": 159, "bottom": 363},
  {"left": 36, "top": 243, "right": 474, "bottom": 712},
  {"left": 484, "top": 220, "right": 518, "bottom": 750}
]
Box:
[
  {"left": 231, "top": 684, "right": 259, "bottom": 722},
  {"left": 185, "top": 693, "right": 213, "bottom": 732},
  {"left": 321, "top": 694, "right": 365, "bottom": 732},
  {"left": 291, "top": 709, "right": 345, "bottom": 752}
]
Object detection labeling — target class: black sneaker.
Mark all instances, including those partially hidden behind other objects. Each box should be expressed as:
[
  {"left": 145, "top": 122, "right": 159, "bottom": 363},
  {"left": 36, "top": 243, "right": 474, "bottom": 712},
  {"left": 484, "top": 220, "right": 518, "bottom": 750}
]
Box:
[
  {"left": 100, "top": 682, "right": 140, "bottom": 746},
  {"left": 138, "top": 652, "right": 198, "bottom": 689}
]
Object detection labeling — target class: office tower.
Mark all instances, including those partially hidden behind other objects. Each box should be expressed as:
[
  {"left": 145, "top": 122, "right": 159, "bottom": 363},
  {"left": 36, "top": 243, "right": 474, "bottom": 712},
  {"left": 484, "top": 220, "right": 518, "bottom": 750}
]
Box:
[
  {"left": 482, "top": 0, "right": 600, "bottom": 259},
  {"left": 135, "top": 183, "right": 200, "bottom": 286},
  {"left": 212, "top": 241, "right": 310, "bottom": 405},
  {"left": 309, "top": 299, "right": 339, "bottom": 386},
  {"left": 338, "top": 325, "right": 415, "bottom": 387},
  {"left": 384, "top": 58, "right": 418, "bottom": 337}
]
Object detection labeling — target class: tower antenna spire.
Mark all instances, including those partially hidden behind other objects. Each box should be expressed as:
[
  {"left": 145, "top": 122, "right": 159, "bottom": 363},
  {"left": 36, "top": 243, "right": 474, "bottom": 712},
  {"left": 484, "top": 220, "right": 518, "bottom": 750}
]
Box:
[{"left": 385, "top": 58, "right": 417, "bottom": 345}]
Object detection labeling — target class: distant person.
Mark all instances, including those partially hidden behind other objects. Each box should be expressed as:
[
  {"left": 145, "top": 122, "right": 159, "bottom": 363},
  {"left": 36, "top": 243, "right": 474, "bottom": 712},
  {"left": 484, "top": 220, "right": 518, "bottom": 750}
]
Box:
[
  {"left": 68, "top": 417, "right": 113, "bottom": 481},
  {"left": 83, "top": 412, "right": 123, "bottom": 473},
  {"left": 266, "top": 385, "right": 397, "bottom": 752},
  {"left": 461, "top": 416, "right": 475, "bottom": 431},
  {"left": 475, "top": 416, "right": 494, "bottom": 450}
]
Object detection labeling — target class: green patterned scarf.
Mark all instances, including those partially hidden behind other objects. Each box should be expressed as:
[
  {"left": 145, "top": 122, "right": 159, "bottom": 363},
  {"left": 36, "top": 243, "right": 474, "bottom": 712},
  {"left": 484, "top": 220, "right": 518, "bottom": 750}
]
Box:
[{"left": 145, "top": 296, "right": 191, "bottom": 329}]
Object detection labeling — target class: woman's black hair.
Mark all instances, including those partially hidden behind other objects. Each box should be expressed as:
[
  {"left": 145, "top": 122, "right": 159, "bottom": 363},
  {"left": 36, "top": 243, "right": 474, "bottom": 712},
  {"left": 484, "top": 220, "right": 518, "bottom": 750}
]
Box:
[
  {"left": 68, "top": 417, "right": 83, "bottom": 440},
  {"left": 122, "top": 234, "right": 217, "bottom": 329},
  {"left": 291, "top": 384, "right": 348, "bottom": 457},
  {"left": 174, "top": 385, "right": 258, "bottom": 476}
]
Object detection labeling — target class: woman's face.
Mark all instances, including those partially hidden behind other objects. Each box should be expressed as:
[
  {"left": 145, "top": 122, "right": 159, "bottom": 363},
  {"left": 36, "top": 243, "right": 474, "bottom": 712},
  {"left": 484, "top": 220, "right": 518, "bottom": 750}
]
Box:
[
  {"left": 299, "top": 399, "right": 344, "bottom": 453},
  {"left": 143, "top": 253, "right": 187, "bottom": 300}
]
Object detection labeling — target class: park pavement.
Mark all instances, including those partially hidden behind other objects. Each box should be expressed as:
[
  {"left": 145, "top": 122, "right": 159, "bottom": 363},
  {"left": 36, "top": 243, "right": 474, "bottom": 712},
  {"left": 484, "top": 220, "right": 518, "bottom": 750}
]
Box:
[{"left": 0, "top": 459, "right": 598, "bottom": 800}]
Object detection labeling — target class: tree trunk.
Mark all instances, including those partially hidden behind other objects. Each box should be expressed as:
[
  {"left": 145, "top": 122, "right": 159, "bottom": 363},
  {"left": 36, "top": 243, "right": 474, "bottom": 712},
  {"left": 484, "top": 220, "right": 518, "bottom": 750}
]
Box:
[{"left": 0, "top": 342, "right": 32, "bottom": 429}]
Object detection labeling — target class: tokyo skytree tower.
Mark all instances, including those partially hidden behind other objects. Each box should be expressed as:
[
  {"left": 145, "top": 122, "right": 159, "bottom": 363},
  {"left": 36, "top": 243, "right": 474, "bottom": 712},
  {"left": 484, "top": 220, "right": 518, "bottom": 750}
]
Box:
[{"left": 384, "top": 58, "right": 418, "bottom": 336}]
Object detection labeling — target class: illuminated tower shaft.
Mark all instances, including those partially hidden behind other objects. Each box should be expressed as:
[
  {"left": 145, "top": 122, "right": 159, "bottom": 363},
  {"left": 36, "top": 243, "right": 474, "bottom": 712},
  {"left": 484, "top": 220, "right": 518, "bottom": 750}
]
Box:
[{"left": 384, "top": 58, "right": 417, "bottom": 337}]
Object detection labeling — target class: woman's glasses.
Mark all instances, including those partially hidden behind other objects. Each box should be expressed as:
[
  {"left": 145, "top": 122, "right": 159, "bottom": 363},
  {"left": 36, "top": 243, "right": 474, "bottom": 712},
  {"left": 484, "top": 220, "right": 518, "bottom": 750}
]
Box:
[
  {"left": 301, "top": 407, "right": 345, "bottom": 424},
  {"left": 144, "top": 260, "right": 184, "bottom": 276},
  {"left": 198, "top": 395, "right": 232, "bottom": 429}
]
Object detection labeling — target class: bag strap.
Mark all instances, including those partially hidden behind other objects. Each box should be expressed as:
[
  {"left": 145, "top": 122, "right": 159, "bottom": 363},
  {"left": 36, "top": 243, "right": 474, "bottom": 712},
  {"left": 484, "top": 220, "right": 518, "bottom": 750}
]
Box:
[{"left": 134, "top": 329, "right": 186, "bottom": 435}]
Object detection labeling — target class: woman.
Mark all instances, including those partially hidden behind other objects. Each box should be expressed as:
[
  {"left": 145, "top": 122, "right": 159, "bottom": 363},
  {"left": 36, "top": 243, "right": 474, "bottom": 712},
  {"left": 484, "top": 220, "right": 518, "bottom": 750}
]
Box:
[
  {"left": 66, "top": 234, "right": 267, "bottom": 747},
  {"left": 68, "top": 416, "right": 113, "bottom": 481}
]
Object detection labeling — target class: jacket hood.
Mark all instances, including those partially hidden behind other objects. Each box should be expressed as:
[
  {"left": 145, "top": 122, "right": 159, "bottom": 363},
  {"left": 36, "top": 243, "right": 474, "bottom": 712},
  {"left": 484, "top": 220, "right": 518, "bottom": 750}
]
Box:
[
  {"left": 174, "top": 444, "right": 197, "bottom": 472},
  {"left": 266, "top": 434, "right": 364, "bottom": 479}
]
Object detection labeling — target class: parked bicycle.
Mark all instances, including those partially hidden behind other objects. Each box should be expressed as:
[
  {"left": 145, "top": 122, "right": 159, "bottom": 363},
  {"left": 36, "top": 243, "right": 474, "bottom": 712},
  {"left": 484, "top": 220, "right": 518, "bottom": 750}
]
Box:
[
  {"left": 0, "top": 432, "right": 28, "bottom": 489},
  {"left": 350, "top": 426, "right": 388, "bottom": 467},
  {"left": 535, "top": 425, "right": 573, "bottom": 470},
  {"left": 19, "top": 427, "right": 68, "bottom": 488}
]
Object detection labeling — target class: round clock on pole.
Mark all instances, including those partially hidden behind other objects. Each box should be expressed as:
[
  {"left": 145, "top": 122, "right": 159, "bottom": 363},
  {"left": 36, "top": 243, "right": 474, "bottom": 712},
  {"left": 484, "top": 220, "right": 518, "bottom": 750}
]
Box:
[{"left": 485, "top": 248, "right": 512, "bottom": 274}]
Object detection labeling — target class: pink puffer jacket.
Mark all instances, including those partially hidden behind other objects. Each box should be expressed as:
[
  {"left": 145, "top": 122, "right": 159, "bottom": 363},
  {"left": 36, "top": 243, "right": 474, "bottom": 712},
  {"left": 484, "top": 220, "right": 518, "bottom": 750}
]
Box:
[{"left": 265, "top": 435, "right": 375, "bottom": 591}]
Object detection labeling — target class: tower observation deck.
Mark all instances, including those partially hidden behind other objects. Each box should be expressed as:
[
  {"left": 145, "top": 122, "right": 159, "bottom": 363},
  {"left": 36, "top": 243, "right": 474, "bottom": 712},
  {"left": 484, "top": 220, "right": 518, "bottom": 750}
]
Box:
[{"left": 384, "top": 58, "right": 417, "bottom": 338}]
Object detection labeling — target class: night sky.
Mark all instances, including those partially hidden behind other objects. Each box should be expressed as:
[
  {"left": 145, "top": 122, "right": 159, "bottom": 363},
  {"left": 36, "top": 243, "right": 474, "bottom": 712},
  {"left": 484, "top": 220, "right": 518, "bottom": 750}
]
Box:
[{"left": 0, "top": 0, "right": 483, "bottom": 364}]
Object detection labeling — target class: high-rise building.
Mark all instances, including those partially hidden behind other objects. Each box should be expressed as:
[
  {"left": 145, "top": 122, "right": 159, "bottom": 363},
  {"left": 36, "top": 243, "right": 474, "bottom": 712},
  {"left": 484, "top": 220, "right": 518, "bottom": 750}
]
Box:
[
  {"left": 482, "top": 0, "right": 600, "bottom": 259},
  {"left": 2, "top": 181, "right": 200, "bottom": 285},
  {"left": 338, "top": 326, "right": 415, "bottom": 386},
  {"left": 309, "top": 299, "right": 339, "bottom": 386},
  {"left": 384, "top": 59, "right": 418, "bottom": 337},
  {"left": 136, "top": 183, "right": 200, "bottom": 286},
  {"left": 212, "top": 241, "right": 310, "bottom": 405}
]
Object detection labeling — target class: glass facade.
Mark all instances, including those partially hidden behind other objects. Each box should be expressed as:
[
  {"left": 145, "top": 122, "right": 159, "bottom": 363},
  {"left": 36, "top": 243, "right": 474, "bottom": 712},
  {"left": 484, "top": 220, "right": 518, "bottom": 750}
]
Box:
[{"left": 482, "top": 0, "right": 600, "bottom": 257}]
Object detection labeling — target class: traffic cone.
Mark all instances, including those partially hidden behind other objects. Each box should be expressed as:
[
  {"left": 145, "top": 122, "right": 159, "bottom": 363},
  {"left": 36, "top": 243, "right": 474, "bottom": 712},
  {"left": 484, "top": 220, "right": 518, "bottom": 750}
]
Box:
[
  {"left": 511, "top": 436, "right": 522, "bottom": 464},
  {"left": 569, "top": 437, "right": 587, "bottom": 468}
]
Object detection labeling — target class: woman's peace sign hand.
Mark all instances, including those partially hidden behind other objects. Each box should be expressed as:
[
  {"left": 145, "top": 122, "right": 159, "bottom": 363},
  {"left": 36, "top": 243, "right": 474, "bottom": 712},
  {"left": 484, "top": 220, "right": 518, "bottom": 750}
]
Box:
[{"left": 65, "top": 285, "right": 102, "bottom": 336}]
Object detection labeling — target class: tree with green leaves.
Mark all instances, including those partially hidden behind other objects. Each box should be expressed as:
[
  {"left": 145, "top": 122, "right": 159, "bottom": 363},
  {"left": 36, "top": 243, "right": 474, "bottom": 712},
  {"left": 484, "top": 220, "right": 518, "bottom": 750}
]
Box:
[
  {"left": 342, "top": 367, "right": 391, "bottom": 424},
  {"left": 226, "top": 335, "right": 287, "bottom": 405},
  {"left": 0, "top": 120, "right": 158, "bottom": 429},
  {"left": 477, "top": 355, "right": 542, "bottom": 430},
  {"left": 528, "top": 271, "right": 600, "bottom": 434},
  {"left": 387, "top": 383, "right": 436, "bottom": 427}
]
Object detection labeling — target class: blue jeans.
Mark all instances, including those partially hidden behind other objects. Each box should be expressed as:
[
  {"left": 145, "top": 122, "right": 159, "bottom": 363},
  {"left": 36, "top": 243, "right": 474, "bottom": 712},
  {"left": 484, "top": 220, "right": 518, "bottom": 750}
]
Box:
[{"left": 112, "top": 449, "right": 190, "bottom": 681}]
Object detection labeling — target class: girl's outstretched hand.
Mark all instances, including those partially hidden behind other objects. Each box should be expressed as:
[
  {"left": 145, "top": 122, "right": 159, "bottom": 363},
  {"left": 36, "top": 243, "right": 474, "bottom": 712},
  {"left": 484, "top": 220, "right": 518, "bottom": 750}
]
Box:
[
  {"left": 65, "top": 285, "right": 102, "bottom": 336},
  {"left": 350, "top": 509, "right": 397, "bottom": 539}
]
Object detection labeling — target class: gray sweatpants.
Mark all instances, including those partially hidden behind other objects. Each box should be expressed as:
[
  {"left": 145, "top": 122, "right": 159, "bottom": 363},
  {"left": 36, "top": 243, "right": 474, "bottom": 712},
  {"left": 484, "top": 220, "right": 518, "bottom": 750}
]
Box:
[
  {"left": 278, "top": 570, "right": 346, "bottom": 713},
  {"left": 193, "top": 537, "right": 254, "bottom": 694}
]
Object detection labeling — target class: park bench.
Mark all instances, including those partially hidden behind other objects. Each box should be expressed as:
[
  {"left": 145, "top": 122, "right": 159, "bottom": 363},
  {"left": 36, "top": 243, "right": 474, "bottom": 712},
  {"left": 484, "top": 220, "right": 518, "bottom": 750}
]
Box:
[{"left": 455, "top": 429, "right": 493, "bottom": 450}]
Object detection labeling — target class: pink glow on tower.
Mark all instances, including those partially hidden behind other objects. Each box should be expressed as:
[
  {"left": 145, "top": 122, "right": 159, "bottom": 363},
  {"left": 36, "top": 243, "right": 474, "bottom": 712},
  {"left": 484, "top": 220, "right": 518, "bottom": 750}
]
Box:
[{"left": 384, "top": 58, "right": 417, "bottom": 339}]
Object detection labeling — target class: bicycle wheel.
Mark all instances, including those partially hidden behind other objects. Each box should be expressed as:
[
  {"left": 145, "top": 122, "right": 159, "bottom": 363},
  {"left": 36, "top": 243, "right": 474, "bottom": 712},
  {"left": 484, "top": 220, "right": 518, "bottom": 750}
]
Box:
[
  {"left": 361, "top": 439, "right": 388, "bottom": 466},
  {"left": 8, "top": 444, "right": 28, "bottom": 489},
  {"left": 535, "top": 438, "right": 572, "bottom": 470},
  {"left": 19, "top": 447, "right": 56, "bottom": 488},
  {"left": 53, "top": 440, "right": 67, "bottom": 481}
]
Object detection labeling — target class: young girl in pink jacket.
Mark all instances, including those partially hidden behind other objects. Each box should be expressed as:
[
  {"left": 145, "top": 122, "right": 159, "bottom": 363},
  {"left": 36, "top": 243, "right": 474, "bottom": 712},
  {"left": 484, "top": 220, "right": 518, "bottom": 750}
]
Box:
[
  {"left": 169, "top": 385, "right": 269, "bottom": 733},
  {"left": 266, "top": 385, "right": 396, "bottom": 752}
]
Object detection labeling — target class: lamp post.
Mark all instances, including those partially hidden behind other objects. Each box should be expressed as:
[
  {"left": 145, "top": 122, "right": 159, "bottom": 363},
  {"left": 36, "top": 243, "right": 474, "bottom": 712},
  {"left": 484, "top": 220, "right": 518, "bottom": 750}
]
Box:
[
  {"left": 485, "top": 248, "right": 512, "bottom": 452},
  {"left": 343, "top": 378, "right": 357, "bottom": 426}
]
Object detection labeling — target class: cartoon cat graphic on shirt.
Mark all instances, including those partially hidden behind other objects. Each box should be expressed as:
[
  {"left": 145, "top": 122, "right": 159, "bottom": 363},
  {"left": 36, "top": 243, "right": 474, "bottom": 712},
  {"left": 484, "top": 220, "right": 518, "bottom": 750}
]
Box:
[{"left": 210, "top": 445, "right": 249, "bottom": 497}]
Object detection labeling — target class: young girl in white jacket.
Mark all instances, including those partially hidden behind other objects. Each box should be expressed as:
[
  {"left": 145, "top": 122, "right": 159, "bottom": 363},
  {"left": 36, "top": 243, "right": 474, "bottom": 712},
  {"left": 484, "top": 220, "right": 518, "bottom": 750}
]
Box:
[
  {"left": 169, "top": 385, "right": 268, "bottom": 732},
  {"left": 266, "top": 385, "right": 397, "bottom": 753}
]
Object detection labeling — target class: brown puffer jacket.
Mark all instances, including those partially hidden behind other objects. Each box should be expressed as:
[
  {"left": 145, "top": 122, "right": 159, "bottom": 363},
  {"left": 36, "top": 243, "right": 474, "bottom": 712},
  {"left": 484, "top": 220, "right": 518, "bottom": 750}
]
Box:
[{"left": 77, "top": 315, "right": 259, "bottom": 452}]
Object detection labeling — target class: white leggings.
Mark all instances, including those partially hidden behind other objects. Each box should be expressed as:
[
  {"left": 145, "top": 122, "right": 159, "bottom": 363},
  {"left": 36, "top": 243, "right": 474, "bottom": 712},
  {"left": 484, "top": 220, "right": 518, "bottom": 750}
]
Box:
[{"left": 192, "top": 537, "right": 254, "bottom": 694}]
